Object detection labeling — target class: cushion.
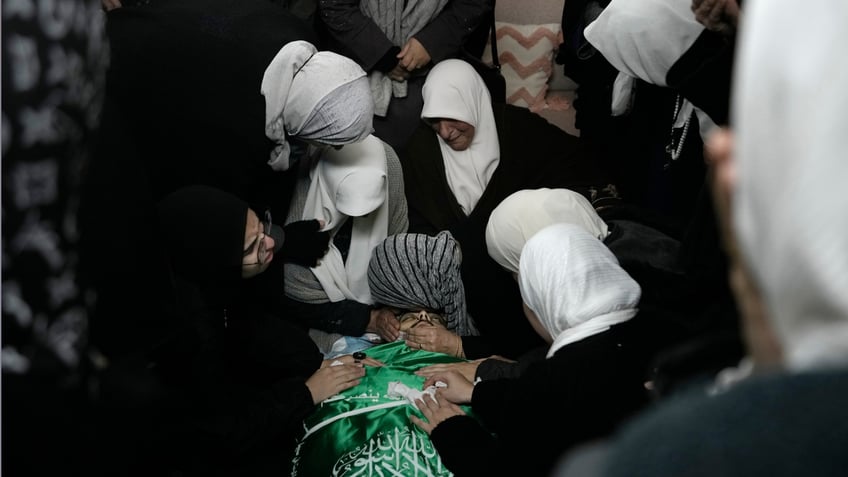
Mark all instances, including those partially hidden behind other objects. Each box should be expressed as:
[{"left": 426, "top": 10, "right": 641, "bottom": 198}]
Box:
[{"left": 482, "top": 21, "right": 563, "bottom": 111}]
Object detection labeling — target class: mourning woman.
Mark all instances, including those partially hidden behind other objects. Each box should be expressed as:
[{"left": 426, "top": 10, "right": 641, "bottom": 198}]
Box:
[{"left": 399, "top": 59, "right": 611, "bottom": 359}]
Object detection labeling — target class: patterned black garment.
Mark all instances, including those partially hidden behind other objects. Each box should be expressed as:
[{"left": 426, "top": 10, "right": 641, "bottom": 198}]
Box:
[{"left": 2, "top": 1, "right": 108, "bottom": 475}]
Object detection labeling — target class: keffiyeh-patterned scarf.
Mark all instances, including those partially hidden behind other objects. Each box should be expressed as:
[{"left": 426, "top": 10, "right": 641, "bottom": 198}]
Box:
[{"left": 368, "top": 231, "right": 479, "bottom": 336}]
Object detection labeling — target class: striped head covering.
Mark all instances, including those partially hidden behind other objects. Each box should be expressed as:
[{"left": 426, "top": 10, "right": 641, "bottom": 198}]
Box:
[{"left": 368, "top": 231, "right": 479, "bottom": 336}]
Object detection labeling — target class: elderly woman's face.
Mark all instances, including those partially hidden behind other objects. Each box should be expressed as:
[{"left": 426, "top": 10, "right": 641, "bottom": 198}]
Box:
[{"left": 427, "top": 118, "right": 475, "bottom": 151}]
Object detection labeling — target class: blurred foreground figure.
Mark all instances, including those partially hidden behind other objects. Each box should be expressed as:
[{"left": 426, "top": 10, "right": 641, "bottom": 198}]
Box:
[{"left": 554, "top": 1, "right": 848, "bottom": 476}]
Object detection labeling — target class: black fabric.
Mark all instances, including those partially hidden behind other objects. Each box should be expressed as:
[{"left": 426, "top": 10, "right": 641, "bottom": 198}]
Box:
[
  {"left": 400, "top": 102, "right": 609, "bottom": 359},
  {"left": 105, "top": 0, "right": 317, "bottom": 213},
  {"left": 281, "top": 219, "right": 331, "bottom": 267},
  {"left": 462, "top": 51, "right": 506, "bottom": 103},
  {"left": 283, "top": 295, "right": 373, "bottom": 336},
  {"left": 667, "top": 29, "right": 736, "bottom": 126},
  {"left": 157, "top": 185, "right": 248, "bottom": 285},
  {"left": 475, "top": 346, "right": 547, "bottom": 381},
  {"left": 462, "top": 7, "right": 505, "bottom": 103}
]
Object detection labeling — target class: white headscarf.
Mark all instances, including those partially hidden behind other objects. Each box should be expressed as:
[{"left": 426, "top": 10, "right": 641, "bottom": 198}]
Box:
[
  {"left": 486, "top": 188, "right": 610, "bottom": 274},
  {"left": 302, "top": 135, "right": 389, "bottom": 304},
  {"left": 519, "top": 223, "right": 641, "bottom": 358},
  {"left": 421, "top": 59, "right": 500, "bottom": 216},
  {"left": 732, "top": 0, "right": 848, "bottom": 371},
  {"left": 583, "top": 0, "right": 715, "bottom": 135},
  {"left": 261, "top": 40, "right": 374, "bottom": 171}
]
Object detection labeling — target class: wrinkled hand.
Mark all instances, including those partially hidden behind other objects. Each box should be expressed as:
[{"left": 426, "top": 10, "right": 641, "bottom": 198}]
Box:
[
  {"left": 282, "top": 219, "right": 330, "bottom": 267},
  {"left": 420, "top": 370, "right": 474, "bottom": 404},
  {"left": 397, "top": 38, "right": 431, "bottom": 72},
  {"left": 410, "top": 393, "right": 466, "bottom": 435},
  {"left": 691, "top": 0, "right": 740, "bottom": 36},
  {"left": 405, "top": 324, "right": 463, "bottom": 357},
  {"left": 416, "top": 360, "right": 484, "bottom": 383},
  {"left": 305, "top": 363, "right": 365, "bottom": 404},
  {"left": 369, "top": 307, "right": 401, "bottom": 343}
]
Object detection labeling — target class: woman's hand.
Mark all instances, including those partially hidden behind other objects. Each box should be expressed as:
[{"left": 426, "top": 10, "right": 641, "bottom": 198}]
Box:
[
  {"left": 405, "top": 325, "right": 463, "bottom": 357},
  {"left": 369, "top": 307, "right": 401, "bottom": 342},
  {"left": 420, "top": 370, "right": 474, "bottom": 404},
  {"left": 388, "top": 63, "right": 411, "bottom": 82},
  {"left": 416, "top": 360, "right": 484, "bottom": 382},
  {"left": 306, "top": 363, "right": 365, "bottom": 404},
  {"left": 397, "top": 37, "right": 431, "bottom": 71},
  {"left": 410, "top": 393, "right": 466, "bottom": 435}
]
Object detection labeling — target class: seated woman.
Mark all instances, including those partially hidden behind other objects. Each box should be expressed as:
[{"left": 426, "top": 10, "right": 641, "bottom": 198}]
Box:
[
  {"left": 367, "top": 231, "right": 480, "bottom": 355},
  {"left": 283, "top": 134, "right": 409, "bottom": 355},
  {"left": 399, "top": 59, "right": 612, "bottom": 360},
  {"left": 152, "top": 185, "right": 381, "bottom": 475},
  {"left": 410, "top": 223, "right": 659, "bottom": 477}
]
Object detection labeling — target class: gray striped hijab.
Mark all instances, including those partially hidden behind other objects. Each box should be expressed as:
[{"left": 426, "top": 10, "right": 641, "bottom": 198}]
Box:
[{"left": 368, "top": 231, "right": 479, "bottom": 336}]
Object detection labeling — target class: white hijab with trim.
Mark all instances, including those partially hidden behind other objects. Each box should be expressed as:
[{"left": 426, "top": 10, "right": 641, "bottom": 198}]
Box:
[
  {"left": 486, "top": 188, "right": 610, "bottom": 274},
  {"left": 302, "top": 135, "right": 389, "bottom": 304},
  {"left": 261, "top": 40, "right": 374, "bottom": 171},
  {"left": 421, "top": 59, "right": 500, "bottom": 216},
  {"left": 733, "top": 0, "right": 848, "bottom": 371},
  {"left": 519, "top": 223, "right": 640, "bottom": 358}
]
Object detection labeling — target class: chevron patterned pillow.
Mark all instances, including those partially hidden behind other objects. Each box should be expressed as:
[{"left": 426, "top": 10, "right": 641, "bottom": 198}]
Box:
[{"left": 483, "top": 21, "right": 563, "bottom": 111}]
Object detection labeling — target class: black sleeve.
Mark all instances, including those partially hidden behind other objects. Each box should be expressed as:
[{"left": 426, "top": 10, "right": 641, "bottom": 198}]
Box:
[
  {"left": 198, "top": 379, "right": 317, "bottom": 460},
  {"left": 283, "top": 296, "right": 372, "bottom": 336},
  {"left": 429, "top": 415, "right": 500, "bottom": 476},
  {"left": 411, "top": 0, "right": 494, "bottom": 63},
  {"left": 374, "top": 46, "right": 402, "bottom": 73},
  {"left": 475, "top": 346, "right": 547, "bottom": 380},
  {"left": 318, "top": 0, "right": 395, "bottom": 69}
]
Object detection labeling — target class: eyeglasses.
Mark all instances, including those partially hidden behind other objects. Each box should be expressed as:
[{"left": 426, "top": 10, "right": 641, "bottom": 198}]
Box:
[{"left": 243, "top": 209, "right": 272, "bottom": 268}]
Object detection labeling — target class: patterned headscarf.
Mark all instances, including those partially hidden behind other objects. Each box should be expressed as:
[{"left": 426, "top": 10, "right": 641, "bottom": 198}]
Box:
[
  {"left": 261, "top": 40, "right": 374, "bottom": 171},
  {"left": 368, "top": 231, "right": 479, "bottom": 336},
  {"left": 486, "top": 188, "right": 610, "bottom": 274},
  {"left": 519, "top": 223, "right": 640, "bottom": 357}
]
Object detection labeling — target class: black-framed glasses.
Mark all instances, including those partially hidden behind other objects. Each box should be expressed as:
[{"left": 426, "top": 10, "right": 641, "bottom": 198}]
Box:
[{"left": 243, "top": 209, "right": 272, "bottom": 267}]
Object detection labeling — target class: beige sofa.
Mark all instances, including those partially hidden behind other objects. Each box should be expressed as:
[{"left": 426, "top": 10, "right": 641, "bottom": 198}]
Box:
[{"left": 487, "top": 0, "right": 578, "bottom": 135}]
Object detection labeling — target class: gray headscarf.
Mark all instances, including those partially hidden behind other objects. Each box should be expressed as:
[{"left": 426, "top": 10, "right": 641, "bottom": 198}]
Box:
[
  {"left": 368, "top": 231, "right": 479, "bottom": 336},
  {"left": 261, "top": 40, "right": 374, "bottom": 171}
]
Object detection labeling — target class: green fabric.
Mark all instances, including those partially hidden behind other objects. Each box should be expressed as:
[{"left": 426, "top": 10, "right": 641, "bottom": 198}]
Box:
[{"left": 292, "top": 341, "right": 474, "bottom": 476}]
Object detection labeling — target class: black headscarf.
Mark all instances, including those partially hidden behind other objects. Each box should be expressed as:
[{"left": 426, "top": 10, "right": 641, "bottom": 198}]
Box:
[{"left": 156, "top": 185, "right": 248, "bottom": 285}]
